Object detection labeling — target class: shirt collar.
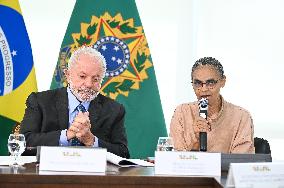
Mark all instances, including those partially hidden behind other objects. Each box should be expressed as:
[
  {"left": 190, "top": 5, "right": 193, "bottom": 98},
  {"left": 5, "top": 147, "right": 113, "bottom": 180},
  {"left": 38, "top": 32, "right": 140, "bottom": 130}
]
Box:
[{"left": 67, "top": 87, "right": 90, "bottom": 112}]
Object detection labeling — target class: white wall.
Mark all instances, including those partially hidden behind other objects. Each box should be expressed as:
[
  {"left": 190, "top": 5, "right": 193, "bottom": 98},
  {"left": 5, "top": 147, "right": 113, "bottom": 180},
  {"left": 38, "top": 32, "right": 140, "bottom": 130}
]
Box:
[{"left": 20, "top": 0, "right": 284, "bottom": 160}]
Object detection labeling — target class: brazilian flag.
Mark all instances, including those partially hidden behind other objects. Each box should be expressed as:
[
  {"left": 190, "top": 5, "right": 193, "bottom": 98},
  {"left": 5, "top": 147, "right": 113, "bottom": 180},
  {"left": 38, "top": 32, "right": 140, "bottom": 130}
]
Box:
[
  {"left": 0, "top": 0, "right": 37, "bottom": 155},
  {"left": 51, "top": 0, "right": 167, "bottom": 158}
]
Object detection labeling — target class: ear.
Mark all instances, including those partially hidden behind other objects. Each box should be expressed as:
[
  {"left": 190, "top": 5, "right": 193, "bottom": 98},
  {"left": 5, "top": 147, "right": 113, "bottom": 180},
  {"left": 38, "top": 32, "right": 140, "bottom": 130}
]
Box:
[
  {"left": 221, "top": 76, "right": 226, "bottom": 88},
  {"left": 64, "top": 68, "right": 70, "bottom": 81}
]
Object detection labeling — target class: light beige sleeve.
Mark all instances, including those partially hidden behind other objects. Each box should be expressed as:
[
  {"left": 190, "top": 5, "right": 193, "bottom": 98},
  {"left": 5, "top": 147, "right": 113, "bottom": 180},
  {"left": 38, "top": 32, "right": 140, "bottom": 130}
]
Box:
[
  {"left": 169, "top": 105, "right": 193, "bottom": 151},
  {"left": 230, "top": 110, "right": 255, "bottom": 154}
]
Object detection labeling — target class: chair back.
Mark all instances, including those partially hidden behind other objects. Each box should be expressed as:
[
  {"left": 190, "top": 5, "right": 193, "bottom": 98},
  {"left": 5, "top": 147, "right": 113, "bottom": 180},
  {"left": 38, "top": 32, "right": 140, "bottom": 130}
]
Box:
[{"left": 254, "top": 137, "right": 271, "bottom": 154}]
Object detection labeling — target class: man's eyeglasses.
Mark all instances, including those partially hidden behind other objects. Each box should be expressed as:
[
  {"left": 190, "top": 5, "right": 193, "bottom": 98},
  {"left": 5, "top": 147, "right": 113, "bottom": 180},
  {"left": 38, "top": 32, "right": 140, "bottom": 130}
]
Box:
[{"left": 191, "top": 79, "right": 220, "bottom": 89}]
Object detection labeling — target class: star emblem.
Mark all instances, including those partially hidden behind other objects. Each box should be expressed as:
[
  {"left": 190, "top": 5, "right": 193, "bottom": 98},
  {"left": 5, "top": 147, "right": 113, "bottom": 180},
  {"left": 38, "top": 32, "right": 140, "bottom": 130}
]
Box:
[
  {"left": 113, "top": 46, "right": 119, "bottom": 52},
  {"left": 11, "top": 50, "right": 17, "bottom": 56},
  {"left": 101, "top": 45, "right": 107, "bottom": 51}
]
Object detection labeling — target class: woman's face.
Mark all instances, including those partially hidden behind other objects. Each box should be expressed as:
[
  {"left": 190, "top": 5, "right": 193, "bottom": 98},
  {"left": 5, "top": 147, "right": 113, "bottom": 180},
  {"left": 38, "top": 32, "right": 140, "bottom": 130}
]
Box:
[{"left": 191, "top": 65, "right": 226, "bottom": 106}]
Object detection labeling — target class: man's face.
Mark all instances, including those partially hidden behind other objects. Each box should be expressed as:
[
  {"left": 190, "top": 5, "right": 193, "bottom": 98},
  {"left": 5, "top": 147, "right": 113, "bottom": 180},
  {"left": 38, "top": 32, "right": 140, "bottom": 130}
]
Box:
[{"left": 65, "top": 54, "right": 105, "bottom": 102}]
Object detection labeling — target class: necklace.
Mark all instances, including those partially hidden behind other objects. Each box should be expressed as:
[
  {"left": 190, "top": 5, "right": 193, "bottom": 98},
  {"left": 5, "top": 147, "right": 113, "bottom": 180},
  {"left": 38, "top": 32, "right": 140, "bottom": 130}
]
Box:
[{"left": 208, "top": 96, "right": 224, "bottom": 122}]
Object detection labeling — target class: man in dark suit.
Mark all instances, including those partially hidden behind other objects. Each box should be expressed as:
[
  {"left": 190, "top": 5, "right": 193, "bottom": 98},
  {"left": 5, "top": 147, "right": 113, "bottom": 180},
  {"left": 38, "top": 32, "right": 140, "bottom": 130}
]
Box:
[{"left": 20, "top": 46, "right": 129, "bottom": 158}]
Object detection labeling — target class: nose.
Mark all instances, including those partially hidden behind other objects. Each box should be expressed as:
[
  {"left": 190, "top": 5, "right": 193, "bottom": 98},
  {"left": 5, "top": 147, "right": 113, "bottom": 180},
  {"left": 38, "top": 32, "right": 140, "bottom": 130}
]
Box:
[
  {"left": 200, "top": 83, "right": 209, "bottom": 91},
  {"left": 84, "top": 78, "right": 93, "bottom": 88}
]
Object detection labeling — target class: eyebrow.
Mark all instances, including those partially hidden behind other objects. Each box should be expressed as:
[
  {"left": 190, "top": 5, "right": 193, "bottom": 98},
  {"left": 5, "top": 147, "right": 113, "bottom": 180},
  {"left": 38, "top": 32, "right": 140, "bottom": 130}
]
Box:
[
  {"left": 193, "top": 78, "right": 217, "bottom": 82},
  {"left": 77, "top": 72, "right": 101, "bottom": 77}
]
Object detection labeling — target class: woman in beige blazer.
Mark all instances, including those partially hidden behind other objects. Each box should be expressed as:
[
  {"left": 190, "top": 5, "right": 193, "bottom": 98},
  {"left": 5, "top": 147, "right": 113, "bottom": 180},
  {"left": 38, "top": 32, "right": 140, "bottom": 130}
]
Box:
[{"left": 170, "top": 57, "right": 254, "bottom": 153}]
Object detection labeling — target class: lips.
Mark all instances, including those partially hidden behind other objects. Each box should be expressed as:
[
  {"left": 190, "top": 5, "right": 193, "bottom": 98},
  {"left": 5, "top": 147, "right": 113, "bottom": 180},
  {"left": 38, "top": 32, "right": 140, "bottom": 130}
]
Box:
[{"left": 201, "top": 95, "right": 211, "bottom": 99}]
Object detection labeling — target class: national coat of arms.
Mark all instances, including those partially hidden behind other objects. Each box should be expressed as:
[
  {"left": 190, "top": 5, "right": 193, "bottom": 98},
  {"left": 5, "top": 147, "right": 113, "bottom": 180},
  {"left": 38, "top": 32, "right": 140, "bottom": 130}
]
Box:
[{"left": 54, "top": 12, "right": 153, "bottom": 99}]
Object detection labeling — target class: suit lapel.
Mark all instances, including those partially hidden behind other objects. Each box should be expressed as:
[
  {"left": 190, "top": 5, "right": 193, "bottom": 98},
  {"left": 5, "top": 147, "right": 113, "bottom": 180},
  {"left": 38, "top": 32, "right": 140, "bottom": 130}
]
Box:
[
  {"left": 89, "top": 94, "right": 103, "bottom": 129},
  {"left": 55, "top": 88, "right": 69, "bottom": 130}
]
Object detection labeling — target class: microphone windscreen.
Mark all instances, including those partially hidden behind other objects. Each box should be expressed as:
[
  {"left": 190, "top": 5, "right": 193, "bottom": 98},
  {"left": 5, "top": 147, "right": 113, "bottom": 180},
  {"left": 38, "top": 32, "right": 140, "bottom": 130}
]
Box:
[{"left": 198, "top": 98, "right": 208, "bottom": 119}]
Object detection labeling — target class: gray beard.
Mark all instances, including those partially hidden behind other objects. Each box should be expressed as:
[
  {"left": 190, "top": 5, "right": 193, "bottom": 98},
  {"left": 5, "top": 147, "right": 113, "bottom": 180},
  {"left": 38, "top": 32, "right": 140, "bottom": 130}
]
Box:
[{"left": 68, "top": 84, "right": 99, "bottom": 102}]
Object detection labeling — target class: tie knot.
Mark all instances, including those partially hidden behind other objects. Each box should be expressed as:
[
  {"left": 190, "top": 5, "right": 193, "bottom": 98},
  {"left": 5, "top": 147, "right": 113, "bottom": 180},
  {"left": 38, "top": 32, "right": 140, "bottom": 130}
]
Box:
[{"left": 77, "top": 104, "right": 86, "bottom": 112}]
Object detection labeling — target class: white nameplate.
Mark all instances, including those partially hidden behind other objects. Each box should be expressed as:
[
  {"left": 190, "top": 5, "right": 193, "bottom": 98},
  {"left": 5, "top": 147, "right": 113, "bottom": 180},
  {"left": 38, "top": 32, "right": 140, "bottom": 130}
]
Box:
[
  {"left": 226, "top": 162, "right": 284, "bottom": 188},
  {"left": 155, "top": 151, "right": 221, "bottom": 176},
  {"left": 39, "top": 146, "right": 107, "bottom": 173}
]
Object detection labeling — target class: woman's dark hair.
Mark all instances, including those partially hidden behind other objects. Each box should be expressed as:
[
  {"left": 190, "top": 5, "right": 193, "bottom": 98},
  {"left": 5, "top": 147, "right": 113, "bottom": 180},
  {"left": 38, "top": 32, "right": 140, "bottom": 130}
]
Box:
[{"left": 191, "top": 57, "right": 225, "bottom": 79}]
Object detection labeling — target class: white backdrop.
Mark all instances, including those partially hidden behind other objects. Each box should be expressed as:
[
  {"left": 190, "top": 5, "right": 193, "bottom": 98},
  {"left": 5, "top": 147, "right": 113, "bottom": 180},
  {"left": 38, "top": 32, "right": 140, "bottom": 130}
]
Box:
[{"left": 19, "top": 0, "right": 284, "bottom": 160}]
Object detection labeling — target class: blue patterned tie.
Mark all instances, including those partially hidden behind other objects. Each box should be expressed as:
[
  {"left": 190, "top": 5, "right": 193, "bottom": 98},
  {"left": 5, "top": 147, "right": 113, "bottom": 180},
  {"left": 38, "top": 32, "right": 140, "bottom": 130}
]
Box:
[
  {"left": 77, "top": 104, "right": 87, "bottom": 113},
  {"left": 71, "top": 104, "right": 86, "bottom": 146}
]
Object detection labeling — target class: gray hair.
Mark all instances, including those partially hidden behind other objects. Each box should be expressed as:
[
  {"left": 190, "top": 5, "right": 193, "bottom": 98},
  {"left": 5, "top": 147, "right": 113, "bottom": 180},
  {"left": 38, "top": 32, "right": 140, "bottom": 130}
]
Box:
[
  {"left": 68, "top": 46, "right": 107, "bottom": 78},
  {"left": 191, "top": 57, "right": 225, "bottom": 79}
]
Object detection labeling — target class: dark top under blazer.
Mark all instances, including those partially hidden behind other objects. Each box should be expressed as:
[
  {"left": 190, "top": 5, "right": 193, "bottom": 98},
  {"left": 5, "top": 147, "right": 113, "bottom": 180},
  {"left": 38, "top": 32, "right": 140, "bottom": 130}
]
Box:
[{"left": 20, "top": 87, "right": 130, "bottom": 158}]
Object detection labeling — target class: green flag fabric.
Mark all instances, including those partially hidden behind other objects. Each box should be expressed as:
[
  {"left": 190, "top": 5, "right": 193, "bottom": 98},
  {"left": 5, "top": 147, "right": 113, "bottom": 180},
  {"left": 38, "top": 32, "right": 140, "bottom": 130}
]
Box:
[
  {"left": 0, "top": 0, "right": 37, "bottom": 155},
  {"left": 50, "top": 0, "right": 167, "bottom": 158}
]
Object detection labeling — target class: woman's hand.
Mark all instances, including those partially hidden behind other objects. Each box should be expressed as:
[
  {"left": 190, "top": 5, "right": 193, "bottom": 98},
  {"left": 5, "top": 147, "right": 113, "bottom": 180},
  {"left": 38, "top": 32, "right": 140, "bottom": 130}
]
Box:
[{"left": 193, "top": 116, "right": 211, "bottom": 134}]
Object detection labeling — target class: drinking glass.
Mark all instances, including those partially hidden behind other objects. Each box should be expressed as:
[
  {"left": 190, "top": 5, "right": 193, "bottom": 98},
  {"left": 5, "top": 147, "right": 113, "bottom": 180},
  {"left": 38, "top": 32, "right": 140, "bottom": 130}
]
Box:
[
  {"left": 157, "top": 137, "right": 174, "bottom": 151},
  {"left": 7, "top": 134, "right": 26, "bottom": 167}
]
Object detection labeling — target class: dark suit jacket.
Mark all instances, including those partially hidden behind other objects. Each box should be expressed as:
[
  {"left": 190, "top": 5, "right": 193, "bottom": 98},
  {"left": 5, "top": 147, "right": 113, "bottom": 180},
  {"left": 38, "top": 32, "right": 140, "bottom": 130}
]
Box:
[{"left": 20, "top": 87, "right": 130, "bottom": 158}]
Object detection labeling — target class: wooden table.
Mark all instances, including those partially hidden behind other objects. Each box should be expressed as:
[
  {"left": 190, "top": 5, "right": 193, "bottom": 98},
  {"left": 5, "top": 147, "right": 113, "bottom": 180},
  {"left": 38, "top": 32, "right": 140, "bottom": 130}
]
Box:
[{"left": 0, "top": 163, "right": 223, "bottom": 188}]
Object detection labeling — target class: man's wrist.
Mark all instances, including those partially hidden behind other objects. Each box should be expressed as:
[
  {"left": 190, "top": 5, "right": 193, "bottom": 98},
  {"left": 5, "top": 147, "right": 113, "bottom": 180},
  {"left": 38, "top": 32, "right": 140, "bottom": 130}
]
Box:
[
  {"left": 66, "top": 129, "right": 75, "bottom": 140},
  {"left": 85, "top": 134, "right": 95, "bottom": 146}
]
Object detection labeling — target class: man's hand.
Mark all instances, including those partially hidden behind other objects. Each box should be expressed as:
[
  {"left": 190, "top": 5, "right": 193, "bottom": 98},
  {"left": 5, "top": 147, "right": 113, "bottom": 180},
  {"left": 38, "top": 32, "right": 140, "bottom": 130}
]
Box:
[
  {"left": 78, "top": 131, "right": 95, "bottom": 146},
  {"left": 68, "top": 112, "right": 95, "bottom": 146},
  {"left": 66, "top": 129, "right": 76, "bottom": 140}
]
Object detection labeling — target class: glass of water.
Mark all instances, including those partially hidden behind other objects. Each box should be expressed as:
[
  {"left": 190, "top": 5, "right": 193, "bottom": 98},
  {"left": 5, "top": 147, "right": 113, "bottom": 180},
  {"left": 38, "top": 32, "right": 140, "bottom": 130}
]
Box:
[
  {"left": 7, "top": 134, "right": 26, "bottom": 167},
  {"left": 157, "top": 137, "right": 174, "bottom": 151}
]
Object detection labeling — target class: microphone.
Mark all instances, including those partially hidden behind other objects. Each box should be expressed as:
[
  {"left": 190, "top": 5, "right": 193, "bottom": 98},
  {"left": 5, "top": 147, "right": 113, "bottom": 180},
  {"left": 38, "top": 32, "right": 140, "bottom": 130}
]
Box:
[{"left": 198, "top": 98, "right": 208, "bottom": 152}]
